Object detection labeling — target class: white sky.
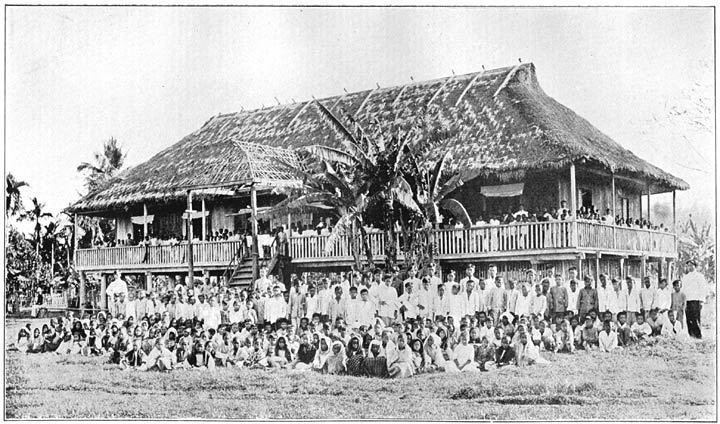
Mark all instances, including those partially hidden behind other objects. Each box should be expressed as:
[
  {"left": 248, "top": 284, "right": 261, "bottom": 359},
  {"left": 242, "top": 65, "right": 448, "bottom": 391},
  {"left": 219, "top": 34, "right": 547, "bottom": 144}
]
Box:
[{"left": 5, "top": 6, "right": 715, "bottom": 225}]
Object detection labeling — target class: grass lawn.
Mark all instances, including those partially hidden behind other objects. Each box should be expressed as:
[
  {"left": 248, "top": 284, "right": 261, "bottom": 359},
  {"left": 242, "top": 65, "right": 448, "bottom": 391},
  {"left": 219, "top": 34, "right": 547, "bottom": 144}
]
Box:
[{"left": 5, "top": 309, "right": 717, "bottom": 420}]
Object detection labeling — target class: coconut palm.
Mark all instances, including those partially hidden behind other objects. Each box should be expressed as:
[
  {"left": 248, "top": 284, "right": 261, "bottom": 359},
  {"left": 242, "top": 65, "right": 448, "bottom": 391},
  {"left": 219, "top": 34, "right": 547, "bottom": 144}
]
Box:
[
  {"left": 679, "top": 215, "right": 715, "bottom": 282},
  {"left": 6, "top": 173, "right": 29, "bottom": 217},
  {"left": 21, "top": 197, "right": 54, "bottom": 257},
  {"left": 77, "top": 137, "right": 126, "bottom": 193}
]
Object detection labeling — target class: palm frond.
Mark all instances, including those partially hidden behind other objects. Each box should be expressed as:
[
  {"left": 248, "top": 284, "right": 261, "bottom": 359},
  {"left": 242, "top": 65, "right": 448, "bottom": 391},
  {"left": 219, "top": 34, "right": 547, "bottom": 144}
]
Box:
[
  {"left": 302, "top": 145, "right": 357, "bottom": 167},
  {"left": 439, "top": 198, "right": 472, "bottom": 227},
  {"left": 434, "top": 174, "right": 464, "bottom": 202},
  {"left": 392, "top": 176, "right": 423, "bottom": 215},
  {"left": 312, "top": 100, "right": 370, "bottom": 164},
  {"left": 323, "top": 214, "right": 353, "bottom": 255}
]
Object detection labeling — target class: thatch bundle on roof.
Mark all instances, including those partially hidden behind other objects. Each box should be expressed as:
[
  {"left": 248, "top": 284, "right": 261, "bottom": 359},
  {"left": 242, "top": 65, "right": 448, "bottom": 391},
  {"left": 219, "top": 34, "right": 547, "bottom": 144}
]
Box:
[{"left": 68, "top": 63, "right": 688, "bottom": 214}]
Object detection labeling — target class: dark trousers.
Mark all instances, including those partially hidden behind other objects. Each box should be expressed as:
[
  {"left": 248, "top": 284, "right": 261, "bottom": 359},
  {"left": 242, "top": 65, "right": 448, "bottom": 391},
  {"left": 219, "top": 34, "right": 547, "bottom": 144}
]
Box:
[{"left": 686, "top": 300, "right": 702, "bottom": 339}]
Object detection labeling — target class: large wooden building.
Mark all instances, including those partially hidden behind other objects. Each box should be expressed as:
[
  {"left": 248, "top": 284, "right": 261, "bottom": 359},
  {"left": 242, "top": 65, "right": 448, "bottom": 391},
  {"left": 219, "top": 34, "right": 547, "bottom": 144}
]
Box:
[{"left": 68, "top": 63, "right": 688, "bottom": 303}]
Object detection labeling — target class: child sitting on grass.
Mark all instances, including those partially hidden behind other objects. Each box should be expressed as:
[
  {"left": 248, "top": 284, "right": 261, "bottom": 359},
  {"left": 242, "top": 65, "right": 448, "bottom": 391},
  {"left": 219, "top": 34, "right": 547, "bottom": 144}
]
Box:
[{"left": 598, "top": 320, "right": 619, "bottom": 352}]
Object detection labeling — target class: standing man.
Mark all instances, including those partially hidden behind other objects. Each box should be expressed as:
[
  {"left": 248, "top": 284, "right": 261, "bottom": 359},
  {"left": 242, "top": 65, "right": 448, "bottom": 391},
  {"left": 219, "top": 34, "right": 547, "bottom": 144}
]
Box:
[
  {"left": 597, "top": 274, "right": 612, "bottom": 316},
  {"left": 487, "top": 276, "right": 507, "bottom": 322},
  {"left": 639, "top": 276, "right": 656, "bottom": 319},
  {"left": 288, "top": 279, "right": 306, "bottom": 331},
  {"left": 105, "top": 271, "right": 129, "bottom": 314},
  {"left": 681, "top": 260, "right": 709, "bottom": 339},
  {"left": 404, "top": 266, "right": 422, "bottom": 294},
  {"left": 577, "top": 276, "right": 599, "bottom": 322},
  {"left": 254, "top": 266, "right": 272, "bottom": 294},
  {"left": 459, "top": 264, "right": 479, "bottom": 293},
  {"left": 547, "top": 274, "right": 568, "bottom": 322},
  {"left": 625, "top": 277, "right": 641, "bottom": 326},
  {"left": 377, "top": 274, "right": 399, "bottom": 326},
  {"left": 416, "top": 277, "right": 435, "bottom": 321}
]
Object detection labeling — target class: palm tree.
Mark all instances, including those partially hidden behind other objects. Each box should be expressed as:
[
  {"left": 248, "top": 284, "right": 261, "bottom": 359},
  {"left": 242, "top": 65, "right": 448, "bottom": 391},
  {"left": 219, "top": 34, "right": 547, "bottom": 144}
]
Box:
[
  {"left": 22, "top": 197, "right": 54, "bottom": 258},
  {"left": 77, "top": 137, "right": 126, "bottom": 193},
  {"left": 44, "top": 218, "right": 72, "bottom": 277},
  {"left": 277, "top": 100, "right": 424, "bottom": 269},
  {"left": 6, "top": 173, "right": 29, "bottom": 217},
  {"left": 679, "top": 215, "right": 715, "bottom": 282}
]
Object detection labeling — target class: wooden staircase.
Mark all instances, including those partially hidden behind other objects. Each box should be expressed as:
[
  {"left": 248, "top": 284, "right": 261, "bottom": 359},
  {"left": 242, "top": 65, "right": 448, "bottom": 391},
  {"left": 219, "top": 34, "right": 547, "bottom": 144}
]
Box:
[{"left": 222, "top": 239, "right": 287, "bottom": 289}]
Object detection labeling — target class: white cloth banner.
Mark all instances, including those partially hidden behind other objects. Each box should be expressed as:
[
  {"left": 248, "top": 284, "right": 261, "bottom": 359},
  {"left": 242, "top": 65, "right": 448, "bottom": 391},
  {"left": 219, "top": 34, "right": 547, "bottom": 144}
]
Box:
[
  {"left": 131, "top": 215, "right": 155, "bottom": 225},
  {"left": 480, "top": 183, "right": 524, "bottom": 197}
]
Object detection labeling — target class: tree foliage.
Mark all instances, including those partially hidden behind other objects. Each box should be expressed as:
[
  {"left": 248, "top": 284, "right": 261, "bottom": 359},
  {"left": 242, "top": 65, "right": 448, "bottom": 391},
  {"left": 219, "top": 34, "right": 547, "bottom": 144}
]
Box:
[
  {"left": 678, "top": 214, "right": 715, "bottom": 283},
  {"left": 77, "top": 137, "right": 126, "bottom": 193},
  {"left": 6, "top": 173, "right": 29, "bottom": 217}
]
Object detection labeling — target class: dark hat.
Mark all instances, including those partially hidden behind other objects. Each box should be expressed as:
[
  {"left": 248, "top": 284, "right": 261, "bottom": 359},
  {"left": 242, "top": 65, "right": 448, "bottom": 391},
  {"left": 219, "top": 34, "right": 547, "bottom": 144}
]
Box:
[{"left": 686, "top": 259, "right": 697, "bottom": 266}]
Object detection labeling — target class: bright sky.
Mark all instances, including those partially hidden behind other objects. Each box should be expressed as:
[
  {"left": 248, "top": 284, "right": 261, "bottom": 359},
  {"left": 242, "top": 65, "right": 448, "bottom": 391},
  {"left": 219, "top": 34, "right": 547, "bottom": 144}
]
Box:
[{"left": 5, "top": 7, "right": 715, "bottom": 226}]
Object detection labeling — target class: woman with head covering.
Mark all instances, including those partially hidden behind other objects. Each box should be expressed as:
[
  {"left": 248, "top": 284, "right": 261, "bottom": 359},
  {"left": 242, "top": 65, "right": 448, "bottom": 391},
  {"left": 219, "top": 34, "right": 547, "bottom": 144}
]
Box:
[
  {"left": 387, "top": 333, "right": 414, "bottom": 378},
  {"left": 474, "top": 336, "right": 496, "bottom": 371},
  {"left": 362, "top": 340, "right": 388, "bottom": 378},
  {"left": 268, "top": 336, "right": 293, "bottom": 369},
  {"left": 554, "top": 319, "right": 575, "bottom": 353},
  {"left": 345, "top": 336, "right": 365, "bottom": 376},
  {"left": 324, "top": 340, "right": 346, "bottom": 375},
  {"left": 312, "top": 336, "right": 332, "bottom": 372},
  {"left": 452, "top": 331, "right": 480, "bottom": 372}
]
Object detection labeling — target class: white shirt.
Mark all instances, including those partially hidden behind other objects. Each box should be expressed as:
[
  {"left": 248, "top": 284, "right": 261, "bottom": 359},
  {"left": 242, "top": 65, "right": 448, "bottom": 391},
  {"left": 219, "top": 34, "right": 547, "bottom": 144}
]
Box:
[
  {"left": 264, "top": 295, "right": 288, "bottom": 323},
  {"left": 357, "top": 299, "right": 376, "bottom": 328},
  {"left": 567, "top": 288, "right": 579, "bottom": 313},
  {"left": 399, "top": 291, "right": 419, "bottom": 319},
  {"left": 462, "top": 290, "right": 481, "bottom": 316},
  {"left": 655, "top": 287, "right": 672, "bottom": 311},
  {"left": 377, "top": 284, "right": 400, "bottom": 318},
  {"left": 514, "top": 293, "right": 532, "bottom": 317},
  {"left": 459, "top": 276, "right": 479, "bottom": 293},
  {"left": 106, "top": 277, "right": 128, "bottom": 302},
  {"left": 598, "top": 330, "right": 618, "bottom": 352},
  {"left": 597, "top": 285, "right": 613, "bottom": 313},
  {"left": 530, "top": 294, "right": 547, "bottom": 316},
  {"left": 416, "top": 287, "right": 435, "bottom": 318},
  {"left": 681, "top": 271, "right": 709, "bottom": 302},
  {"left": 345, "top": 297, "right": 361, "bottom": 328}
]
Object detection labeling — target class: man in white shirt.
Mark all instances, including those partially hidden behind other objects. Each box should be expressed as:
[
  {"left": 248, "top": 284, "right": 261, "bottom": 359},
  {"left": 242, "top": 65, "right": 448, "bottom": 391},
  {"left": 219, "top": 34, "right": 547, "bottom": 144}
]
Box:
[
  {"left": 447, "top": 283, "right": 465, "bottom": 324},
  {"left": 681, "top": 260, "right": 709, "bottom": 339},
  {"left": 597, "top": 274, "right": 613, "bottom": 315},
  {"left": 514, "top": 283, "right": 532, "bottom": 318},
  {"left": 529, "top": 284, "right": 547, "bottom": 317},
  {"left": 432, "top": 284, "right": 451, "bottom": 320},
  {"left": 625, "top": 277, "right": 641, "bottom": 326},
  {"left": 228, "top": 300, "right": 245, "bottom": 324},
  {"left": 426, "top": 263, "right": 442, "bottom": 292},
  {"left": 505, "top": 279, "right": 520, "bottom": 314},
  {"left": 567, "top": 279, "right": 580, "bottom": 317},
  {"left": 203, "top": 296, "right": 223, "bottom": 330},
  {"left": 305, "top": 284, "right": 320, "bottom": 321},
  {"left": 459, "top": 264, "right": 479, "bottom": 293},
  {"left": 639, "top": 276, "right": 656, "bottom": 319},
  {"left": 399, "top": 282, "right": 419, "bottom": 321},
  {"left": 264, "top": 286, "right": 288, "bottom": 328},
  {"left": 654, "top": 278, "right": 672, "bottom": 321},
  {"left": 316, "top": 279, "right": 333, "bottom": 322},
  {"left": 357, "top": 288, "right": 377, "bottom": 329},
  {"left": 416, "top": 277, "right": 435, "bottom": 320},
  {"left": 345, "top": 286, "right": 361, "bottom": 329},
  {"left": 254, "top": 267, "right": 272, "bottom": 294},
  {"left": 476, "top": 278, "right": 489, "bottom": 314},
  {"left": 462, "top": 279, "right": 481, "bottom": 318},
  {"left": 105, "top": 271, "right": 129, "bottom": 309},
  {"left": 404, "top": 266, "right": 422, "bottom": 294},
  {"left": 661, "top": 310, "right": 685, "bottom": 339},
  {"left": 328, "top": 286, "right": 347, "bottom": 326},
  {"left": 377, "top": 274, "right": 400, "bottom": 326}
]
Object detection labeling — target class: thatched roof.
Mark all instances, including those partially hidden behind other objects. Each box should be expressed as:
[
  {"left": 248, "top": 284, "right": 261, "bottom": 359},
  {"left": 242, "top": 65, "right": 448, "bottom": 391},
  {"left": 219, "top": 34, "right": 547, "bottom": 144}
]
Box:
[{"left": 69, "top": 63, "right": 688, "bottom": 213}]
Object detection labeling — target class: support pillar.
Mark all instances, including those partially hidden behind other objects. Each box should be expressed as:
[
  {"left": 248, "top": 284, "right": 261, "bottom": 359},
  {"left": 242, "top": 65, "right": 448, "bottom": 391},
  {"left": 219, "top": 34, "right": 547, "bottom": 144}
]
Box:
[
  {"left": 201, "top": 197, "right": 207, "bottom": 242},
  {"left": 611, "top": 173, "right": 616, "bottom": 218},
  {"left": 145, "top": 271, "right": 153, "bottom": 292},
  {"left": 641, "top": 255, "right": 647, "bottom": 279},
  {"left": 187, "top": 190, "right": 195, "bottom": 287},
  {"left": 646, "top": 184, "right": 651, "bottom": 223},
  {"left": 672, "top": 190, "right": 677, "bottom": 232},
  {"left": 595, "top": 253, "right": 601, "bottom": 289},
  {"left": 569, "top": 164, "right": 577, "bottom": 217},
  {"left": 100, "top": 273, "right": 107, "bottom": 310},
  {"left": 251, "top": 184, "right": 259, "bottom": 285},
  {"left": 143, "top": 203, "right": 148, "bottom": 238},
  {"left": 73, "top": 213, "right": 79, "bottom": 265},
  {"left": 79, "top": 271, "right": 86, "bottom": 317}
]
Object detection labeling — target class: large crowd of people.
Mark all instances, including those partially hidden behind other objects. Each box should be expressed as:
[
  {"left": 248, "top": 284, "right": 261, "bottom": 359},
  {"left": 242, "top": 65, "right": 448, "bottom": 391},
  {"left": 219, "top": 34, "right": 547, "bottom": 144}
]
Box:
[{"left": 10, "top": 259, "right": 708, "bottom": 376}]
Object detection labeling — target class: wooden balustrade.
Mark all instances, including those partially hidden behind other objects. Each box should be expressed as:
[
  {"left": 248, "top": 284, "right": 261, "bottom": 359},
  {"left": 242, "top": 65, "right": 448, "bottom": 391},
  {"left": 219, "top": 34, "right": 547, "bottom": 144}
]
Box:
[
  {"left": 432, "top": 221, "right": 574, "bottom": 257},
  {"left": 76, "top": 222, "right": 678, "bottom": 270},
  {"left": 288, "top": 231, "right": 386, "bottom": 261}
]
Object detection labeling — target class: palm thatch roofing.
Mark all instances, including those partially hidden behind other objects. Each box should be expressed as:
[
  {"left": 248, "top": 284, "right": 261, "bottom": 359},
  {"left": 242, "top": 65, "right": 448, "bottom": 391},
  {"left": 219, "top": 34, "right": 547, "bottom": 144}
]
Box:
[{"left": 69, "top": 63, "right": 688, "bottom": 214}]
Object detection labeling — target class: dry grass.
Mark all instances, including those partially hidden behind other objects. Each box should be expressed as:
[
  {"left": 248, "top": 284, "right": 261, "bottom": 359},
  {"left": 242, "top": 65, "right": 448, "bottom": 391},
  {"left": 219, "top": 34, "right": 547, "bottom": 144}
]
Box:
[{"left": 5, "top": 305, "right": 716, "bottom": 420}]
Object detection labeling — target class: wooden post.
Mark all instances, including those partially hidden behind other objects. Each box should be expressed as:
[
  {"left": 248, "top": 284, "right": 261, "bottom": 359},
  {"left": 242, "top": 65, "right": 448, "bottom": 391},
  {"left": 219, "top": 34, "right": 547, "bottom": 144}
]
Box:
[
  {"left": 187, "top": 190, "right": 195, "bottom": 286},
  {"left": 100, "top": 274, "right": 107, "bottom": 310},
  {"left": 114, "top": 217, "right": 119, "bottom": 243},
  {"left": 569, "top": 164, "right": 577, "bottom": 216},
  {"left": 79, "top": 271, "right": 86, "bottom": 317},
  {"left": 646, "top": 184, "right": 651, "bottom": 223},
  {"left": 619, "top": 257, "right": 625, "bottom": 279},
  {"left": 672, "top": 190, "right": 677, "bottom": 232},
  {"left": 145, "top": 271, "right": 153, "bottom": 292},
  {"left": 251, "top": 185, "right": 259, "bottom": 283},
  {"left": 611, "top": 173, "right": 616, "bottom": 218},
  {"left": 143, "top": 203, "right": 148, "bottom": 238},
  {"left": 201, "top": 197, "right": 207, "bottom": 241},
  {"left": 641, "top": 255, "right": 647, "bottom": 279},
  {"left": 73, "top": 213, "right": 79, "bottom": 265},
  {"left": 595, "top": 253, "right": 601, "bottom": 289}
]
